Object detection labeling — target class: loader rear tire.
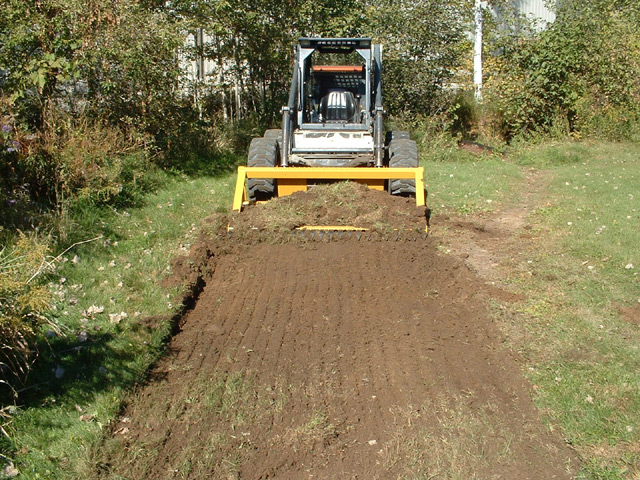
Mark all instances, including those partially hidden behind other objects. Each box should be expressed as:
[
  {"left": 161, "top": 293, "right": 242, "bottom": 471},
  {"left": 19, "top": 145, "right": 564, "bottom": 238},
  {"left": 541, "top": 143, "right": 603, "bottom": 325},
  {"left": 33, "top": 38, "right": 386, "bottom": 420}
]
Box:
[
  {"left": 386, "top": 130, "right": 411, "bottom": 145},
  {"left": 264, "top": 129, "right": 282, "bottom": 140},
  {"left": 247, "top": 137, "right": 277, "bottom": 201},
  {"left": 389, "top": 138, "right": 418, "bottom": 196}
]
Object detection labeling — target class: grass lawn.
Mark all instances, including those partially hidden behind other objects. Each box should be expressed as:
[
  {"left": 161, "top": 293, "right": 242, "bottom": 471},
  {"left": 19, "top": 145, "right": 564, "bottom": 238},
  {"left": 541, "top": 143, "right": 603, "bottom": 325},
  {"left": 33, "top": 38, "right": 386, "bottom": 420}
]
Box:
[
  {"left": 510, "top": 142, "right": 640, "bottom": 479},
  {"left": 1, "top": 171, "right": 236, "bottom": 478},
  {"left": 1, "top": 140, "right": 639, "bottom": 479}
]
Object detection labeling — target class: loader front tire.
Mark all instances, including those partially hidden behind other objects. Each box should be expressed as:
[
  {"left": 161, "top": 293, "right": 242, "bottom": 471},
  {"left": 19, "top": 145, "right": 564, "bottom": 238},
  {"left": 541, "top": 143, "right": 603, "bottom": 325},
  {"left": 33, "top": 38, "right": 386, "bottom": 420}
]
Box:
[
  {"left": 247, "top": 137, "right": 277, "bottom": 201},
  {"left": 388, "top": 138, "right": 418, "bottom": 196},
  {"left": 263, "top": 129, "right": 283, "bottom": 154}
]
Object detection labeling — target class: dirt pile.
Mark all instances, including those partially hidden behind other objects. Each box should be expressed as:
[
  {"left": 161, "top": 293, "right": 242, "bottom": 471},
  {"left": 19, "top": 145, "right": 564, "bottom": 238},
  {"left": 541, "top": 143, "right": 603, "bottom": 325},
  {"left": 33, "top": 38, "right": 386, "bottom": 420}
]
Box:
[{"left": 226, "top": 182, "right": 428, "bottom": 237}]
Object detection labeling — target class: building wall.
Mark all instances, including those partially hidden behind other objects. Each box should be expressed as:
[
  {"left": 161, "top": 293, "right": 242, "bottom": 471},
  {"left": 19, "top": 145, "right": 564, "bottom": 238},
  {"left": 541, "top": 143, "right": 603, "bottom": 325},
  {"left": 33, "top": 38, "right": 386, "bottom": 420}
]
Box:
[
  {"left": 514, "top": 0, "right": 556, "bottom": 26},
  {"left": 182, "top": 29, "right": 220, "bottom": 83}
]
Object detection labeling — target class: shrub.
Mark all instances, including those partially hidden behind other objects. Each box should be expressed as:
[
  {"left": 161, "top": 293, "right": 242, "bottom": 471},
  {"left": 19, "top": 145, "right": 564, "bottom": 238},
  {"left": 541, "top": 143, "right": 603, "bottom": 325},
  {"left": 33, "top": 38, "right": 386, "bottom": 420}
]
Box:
[
  {"left": 0, "top": 234, "right": 54, "bottom": 399},
  {"left": 483, "top": 0, "right": 640, "bottom": 141}
]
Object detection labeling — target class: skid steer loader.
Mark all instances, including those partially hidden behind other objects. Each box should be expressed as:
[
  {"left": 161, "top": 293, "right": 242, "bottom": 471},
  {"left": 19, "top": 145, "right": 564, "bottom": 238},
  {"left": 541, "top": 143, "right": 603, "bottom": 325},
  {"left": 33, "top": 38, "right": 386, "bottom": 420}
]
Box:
[{"left": 233, "top": 38, "right": 425, "bottom": 223}]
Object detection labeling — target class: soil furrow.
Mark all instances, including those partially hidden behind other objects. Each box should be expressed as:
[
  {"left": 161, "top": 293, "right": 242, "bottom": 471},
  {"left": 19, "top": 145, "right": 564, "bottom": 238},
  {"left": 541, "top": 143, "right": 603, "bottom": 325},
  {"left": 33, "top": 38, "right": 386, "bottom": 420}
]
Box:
[{"left": 101, "top": 183, "right": 577, "bottom": 479}]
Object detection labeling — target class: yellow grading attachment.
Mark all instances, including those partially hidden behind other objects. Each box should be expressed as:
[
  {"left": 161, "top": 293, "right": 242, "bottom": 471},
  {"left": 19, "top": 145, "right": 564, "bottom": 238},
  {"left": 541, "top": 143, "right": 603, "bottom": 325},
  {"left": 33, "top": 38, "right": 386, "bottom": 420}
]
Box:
[{"left": 232, "top": 166, "right": 426, "bottom": 211}]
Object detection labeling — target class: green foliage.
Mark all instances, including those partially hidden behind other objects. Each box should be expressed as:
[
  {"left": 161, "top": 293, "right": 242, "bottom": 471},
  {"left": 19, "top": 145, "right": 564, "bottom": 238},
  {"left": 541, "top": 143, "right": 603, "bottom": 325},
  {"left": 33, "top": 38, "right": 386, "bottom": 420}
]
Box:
[
  {"left": 0, "top": 0, "right": 189, "bottom": 232},
  {"left": 0, "top": 112, "right": 165, "bottom": 234},
  {"left": 0, "top": 0, "right": 83, "bottom": 126},
  {"left": 82, "top": 1, "right": 185, "bottom": 143},
  {"left": 0, "top": 0, "right": 184, "bottom": 136},
  {"left": 368, "top": 0, "right": 471, "bottom": 115},
  {"left": 484, "top": 0, "right": 640, "bottom": 140},
  {"left": 0, "top": 235, "right": 53, "bottom": 399},
  {"left": 169, "top": 0, "right": 367, "bottom": 125}
]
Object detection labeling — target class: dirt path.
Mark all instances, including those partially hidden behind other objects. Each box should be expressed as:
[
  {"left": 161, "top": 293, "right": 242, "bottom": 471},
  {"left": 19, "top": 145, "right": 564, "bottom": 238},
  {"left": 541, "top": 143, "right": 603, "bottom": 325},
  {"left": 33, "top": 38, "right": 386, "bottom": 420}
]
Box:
[
  {"left": 99, "top": 173, "right": 576, "bottom": 479},
  {"left": 439, "top": 168, "right": 552, "bottom": 282}
]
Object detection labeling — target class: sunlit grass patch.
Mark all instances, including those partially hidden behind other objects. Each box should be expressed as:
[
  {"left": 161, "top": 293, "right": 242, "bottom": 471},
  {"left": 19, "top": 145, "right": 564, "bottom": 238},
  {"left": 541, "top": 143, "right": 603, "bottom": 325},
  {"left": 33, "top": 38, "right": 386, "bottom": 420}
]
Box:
[
  {"left": 381, "top": 395, "right": 534, "bottom": 480},
  {"left": 4, "top": 171, "right": 236, "bottom": 478},
  {"left": 504, "top": 141, "right": 640, "bottom": 478},
  {"left": 281, "top": 410, "right": 337, "bottom": 454},
  {"left": 422, "top": 154, "right": 523, "bottom": 215},
  {"left": 515, "top": 141, "right": 593, "bottom": 167}
]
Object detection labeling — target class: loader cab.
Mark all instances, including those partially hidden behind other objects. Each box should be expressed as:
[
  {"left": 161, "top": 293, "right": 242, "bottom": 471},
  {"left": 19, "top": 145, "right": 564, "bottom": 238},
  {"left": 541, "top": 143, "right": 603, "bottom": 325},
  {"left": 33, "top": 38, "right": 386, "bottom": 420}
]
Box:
[
  {"left": 296, "top": 38, "right": 378, "bottom": 130},
  {"left": 306, "top": 65, "right": 365, "bottom": 124},
  {"left": 280, "top": 38, "right": 385, "bottom": 168}
]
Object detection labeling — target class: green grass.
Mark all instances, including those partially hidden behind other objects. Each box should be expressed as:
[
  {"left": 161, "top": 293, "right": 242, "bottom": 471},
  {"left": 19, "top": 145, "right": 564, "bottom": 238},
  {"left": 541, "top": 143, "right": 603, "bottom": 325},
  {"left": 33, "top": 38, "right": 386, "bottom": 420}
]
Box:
[
  {"left": 382, "top": 395, "right": 519, "bottom": 480},
  {"left": 502, "top": 141, "right": 640, "bottom": 478},
  {"left": 421, "top": 151, "right": 523, "bottom": 215},
  {"left": 1, "top": 170, "right": 237, "bottom": 478}
]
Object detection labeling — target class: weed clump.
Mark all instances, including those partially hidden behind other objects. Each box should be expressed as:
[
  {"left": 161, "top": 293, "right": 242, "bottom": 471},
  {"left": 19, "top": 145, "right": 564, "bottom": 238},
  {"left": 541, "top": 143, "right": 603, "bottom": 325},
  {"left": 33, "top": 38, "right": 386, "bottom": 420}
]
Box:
[{"left": 0, "top": 235, "right": 55, "bottom": 400}]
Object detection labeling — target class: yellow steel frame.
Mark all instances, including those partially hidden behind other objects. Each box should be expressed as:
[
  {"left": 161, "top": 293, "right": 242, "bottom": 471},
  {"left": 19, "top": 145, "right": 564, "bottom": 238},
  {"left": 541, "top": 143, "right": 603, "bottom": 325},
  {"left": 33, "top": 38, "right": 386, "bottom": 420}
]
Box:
[
  {"left": 232, "top": 166, "right": 425, "bottom": 211},
  {"left": 296, "top": 225, "right": 368, "bottom": 231}
]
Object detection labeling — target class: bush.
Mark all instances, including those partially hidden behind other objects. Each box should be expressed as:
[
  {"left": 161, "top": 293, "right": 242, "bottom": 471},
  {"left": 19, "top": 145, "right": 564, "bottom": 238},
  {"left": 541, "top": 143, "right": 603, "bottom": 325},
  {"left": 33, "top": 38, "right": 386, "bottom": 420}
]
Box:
[
  {"left": 159, "top": 115, "right": 260, "bottom": 175},
  {"left": 0, "top": 234, "right": 54, "bottom": 400},
  {"left": 0, "top": 107, "right": 165, "bottom": 232},
  {"left": 483, "top": 0, "right": 640, "bottom": 141},
  {"left": 574, "top": 93, "right": 640, "bottom": 141}
]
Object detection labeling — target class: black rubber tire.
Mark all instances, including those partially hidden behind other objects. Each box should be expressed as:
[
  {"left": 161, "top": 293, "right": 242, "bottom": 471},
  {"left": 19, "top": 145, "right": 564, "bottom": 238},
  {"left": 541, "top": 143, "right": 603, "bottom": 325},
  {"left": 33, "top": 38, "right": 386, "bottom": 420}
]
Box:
[
  {"left": 263, "top": 129, "right": 282, "bottom": 153},
  {"left": 264, "top": 129, "right": 281, "bottom": 140},
  {"left": 388, "top": 138, "right": 418, "bottom": 195},
  {"left": 385, "top": 130, "right": 411, "bottom": 145},
  {"left": 247, "top": 137, "right": 277, "bottom": 201}
]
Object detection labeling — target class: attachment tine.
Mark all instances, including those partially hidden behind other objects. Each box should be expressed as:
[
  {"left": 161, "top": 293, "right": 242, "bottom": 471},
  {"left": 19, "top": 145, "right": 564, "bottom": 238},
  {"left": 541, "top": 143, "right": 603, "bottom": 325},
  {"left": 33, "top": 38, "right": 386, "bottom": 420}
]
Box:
[{"left": 356, "top": 232, "right": 361, "bottom": 241}]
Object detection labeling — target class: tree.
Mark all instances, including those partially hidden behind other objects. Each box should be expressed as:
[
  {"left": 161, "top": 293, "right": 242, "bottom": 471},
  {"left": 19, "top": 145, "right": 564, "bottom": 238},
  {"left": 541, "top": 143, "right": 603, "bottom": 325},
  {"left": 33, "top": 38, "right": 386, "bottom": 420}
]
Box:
[
  {"left": 483, "top": 0, "right": 640, "bottom": 138},
  {"left": 367, "top": 0, "right": 472, "bottom": 115}
]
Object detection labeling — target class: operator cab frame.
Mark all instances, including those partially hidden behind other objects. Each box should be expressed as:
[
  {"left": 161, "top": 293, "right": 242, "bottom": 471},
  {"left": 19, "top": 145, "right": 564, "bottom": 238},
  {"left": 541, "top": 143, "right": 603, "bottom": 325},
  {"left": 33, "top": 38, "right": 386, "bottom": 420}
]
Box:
[
  {"left": 281, "top": 38, "right": 385, "bottom": 167},
  {"left": 296, "top": 38, "right": 375, "bottom": 131}
]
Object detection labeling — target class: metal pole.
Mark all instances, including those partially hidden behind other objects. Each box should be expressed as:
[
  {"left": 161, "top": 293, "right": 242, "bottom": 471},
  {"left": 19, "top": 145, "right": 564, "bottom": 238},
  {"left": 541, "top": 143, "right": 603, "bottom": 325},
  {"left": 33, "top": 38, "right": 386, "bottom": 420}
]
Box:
[
  {"left": 374, "top": 44, "right": 384, "bottom": 167},
  {"left": 281, "top": 54, "right": 299, "bottom": 167},
  {"left": 474, "top": 0, "right": 484, "bottom": 101}
]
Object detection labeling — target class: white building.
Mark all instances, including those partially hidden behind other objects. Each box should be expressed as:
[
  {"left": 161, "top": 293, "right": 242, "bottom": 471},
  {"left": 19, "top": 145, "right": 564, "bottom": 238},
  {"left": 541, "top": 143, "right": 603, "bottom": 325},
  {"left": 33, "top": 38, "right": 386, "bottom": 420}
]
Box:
[
  {"left": 514, "top": 0, "right": 556, "bottom": 26},
  {"left": 475, "top": 0, "right": 556, "bottom": 97}
]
